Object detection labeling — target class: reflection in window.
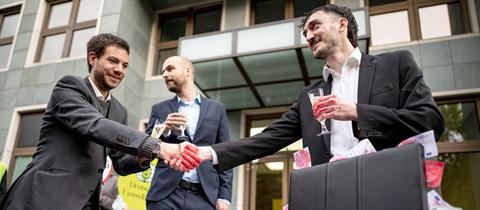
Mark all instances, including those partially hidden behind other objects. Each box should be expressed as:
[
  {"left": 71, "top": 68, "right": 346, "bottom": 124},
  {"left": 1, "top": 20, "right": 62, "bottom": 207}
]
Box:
[
  {"left": 160, "top": 16, "right": 187, "bottom": 42},
  {"left": 438, "top": 152, "right": 480, "bottom": 210},
  {"left": 40, "top": 33, "right": 66, "bottom": 62},
  {"left": 47, "top": 1, "right": 72, "bottom": 29},
  {"left": 69, "top": 27, "right": 96, "bottom": 57},
  {"left": 37, "top": 0, "right": 99, "bottom": 62},
  {"left": 194, "top": 9, "right": 221, "bottom": 35},
  {"left": 253, "top": 0, "right": 285, "bottom": 24},
  {"left": 155, "top": 5, "right": 222, "bottom": 76},
  {"left": 11, "top": 156, "right": 33, "bottom": 183},
  {"left": 0, "top": 6, "right": 21, "bottom": 69},
  {"left": 155, "top": 48, "right": 177, "bottom": 75},
  {"left": 438, "top": 102, "right": 480, "bottom": 142},
  {"left": 419, "top": 3, "right": 465, "bottom": 39},
  {"left": 0, "top": 44, "right": 12, "bottom": 68},
  {"left": 370, "top": 11, "right": 411, "bottom": 46},
  {"left": 0, "top": 13, "right": 19, "bottom": 38},
  {"left": 293, "top": 0, "right": 326, "bottom": 18},
  {"left": 255, "top": 162, "right": 283, "bottom": 210}
]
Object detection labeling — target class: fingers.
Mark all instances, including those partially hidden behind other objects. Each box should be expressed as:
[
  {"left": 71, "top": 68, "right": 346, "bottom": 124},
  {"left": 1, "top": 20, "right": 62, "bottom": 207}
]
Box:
[{"left": 164, "top": 113, "right": 187, "bottom": 130}]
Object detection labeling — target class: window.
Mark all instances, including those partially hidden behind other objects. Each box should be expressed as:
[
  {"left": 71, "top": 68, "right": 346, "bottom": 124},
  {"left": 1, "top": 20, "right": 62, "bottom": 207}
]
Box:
[
  {"left": 35, "top": 0, "right": 100, "bottom": 62},
  {"left": 435, "top": 96, "right": 480, "bottom": 210},
  {"left": 153, "top": 4, "right": 222, "bottom": 76},
  {"left": 243, "top": 112, "right": 302, "bottom": 210},
  {"left": 0, "top": 5, "right": 21, "bottom": 69},
  {"left": 250, "top": 0, "right": 327, "bottom": 25},
  {"left": 368, "top": 0, "right": 471, "bottom": 46},
  {"left": 9, "top": 111, "right": 43, "bottom": 184}
]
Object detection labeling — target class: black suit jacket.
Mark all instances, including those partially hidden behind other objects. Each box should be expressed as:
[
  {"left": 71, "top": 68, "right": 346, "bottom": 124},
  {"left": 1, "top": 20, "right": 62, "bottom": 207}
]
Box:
[
  {"left": 212, "top": 50, "right": 445, "bottom": 171},
  {"left": 145, "top": 97, "right": 233, "bottom": 206},
  {"left": 1, "top": 76, "right": 152, "bottom": 209}
]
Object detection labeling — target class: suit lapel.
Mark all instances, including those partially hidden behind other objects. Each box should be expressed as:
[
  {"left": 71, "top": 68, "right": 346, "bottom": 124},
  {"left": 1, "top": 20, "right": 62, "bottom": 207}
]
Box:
[
  {"left": 83, "top": 77, "right": 105, "bottom": 114},
  {"left": 192, "top": 97, "right": 209, "bottom": 143},
  {"left": 167, "top": 96, "right": 180, "bottom": 113},
  {"left": 358, "top": 53, "right": 377, "bottom": 105}
]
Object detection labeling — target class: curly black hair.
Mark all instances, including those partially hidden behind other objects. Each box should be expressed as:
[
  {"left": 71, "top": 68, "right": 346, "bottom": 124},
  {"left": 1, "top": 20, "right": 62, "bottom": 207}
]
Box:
[{"left": 300, "top": 4, "right": 358, "bottom": 48}]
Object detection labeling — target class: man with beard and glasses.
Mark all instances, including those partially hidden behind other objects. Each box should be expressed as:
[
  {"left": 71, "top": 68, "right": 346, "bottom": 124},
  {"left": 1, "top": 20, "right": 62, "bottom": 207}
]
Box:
[
  {"left": 1, "top": 34, "right": 199, "bottom": 210},
  {"left": 144, "top": 56, "right": 232, "bottom": 210},
  {"left": 177, "top": 4, "right": 445, "bottom": 173}
]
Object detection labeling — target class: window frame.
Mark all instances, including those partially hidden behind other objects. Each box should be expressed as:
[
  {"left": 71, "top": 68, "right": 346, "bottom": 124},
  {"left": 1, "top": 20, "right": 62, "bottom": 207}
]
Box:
[
  {"left": 153, "top": 3, "right": 223, "bottom": 76},
  {"left": 0, "top": 5, "right": 22, "bottom": 70},
  {"left": 434, "top": 95, "right": 480, "bottom": 153},
  {"left": 3, "top": 105, "right": 46, "bottom": 186},
  {"left": 34, "top": 0, "right": 98, "bottom": 62},
  {"left": 367, "top": 0, "right": 471, "bottom": 44}
]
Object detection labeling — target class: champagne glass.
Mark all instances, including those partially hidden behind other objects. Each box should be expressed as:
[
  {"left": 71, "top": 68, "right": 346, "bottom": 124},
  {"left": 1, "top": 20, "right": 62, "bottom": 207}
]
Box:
[
  {"left": 177, "top": 110, "right": 189, "bottom": 141},
  {"left": 151, "top": 119, "right": 166, "bottom": 138},
  {"left": 308, "top": 88, "right": 332, "bottom": 136}
]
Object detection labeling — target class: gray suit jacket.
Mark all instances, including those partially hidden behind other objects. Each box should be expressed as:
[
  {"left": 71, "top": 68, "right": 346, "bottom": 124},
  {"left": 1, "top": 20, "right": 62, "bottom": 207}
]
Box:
[
  {"left": 212, "top": 51, "right": 445, "bottom": 171},
  {"left": 1, "top": 76, "right": 152, "bottom": 209}
]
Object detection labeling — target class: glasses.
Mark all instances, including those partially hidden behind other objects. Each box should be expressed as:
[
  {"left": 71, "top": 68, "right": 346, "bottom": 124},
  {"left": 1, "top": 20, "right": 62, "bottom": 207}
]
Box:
[{"left": 307, "top": 88, "right": 332, "bottom": 136}]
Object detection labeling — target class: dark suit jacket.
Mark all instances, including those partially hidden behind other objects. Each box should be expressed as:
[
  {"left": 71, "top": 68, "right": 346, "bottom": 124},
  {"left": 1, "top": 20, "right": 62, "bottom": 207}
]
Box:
[
  {"left": 145, "top": 97, "right": 233, "bottom": 206},
  {"left": 1, "top": 76, "right": 152, "bottom": 209},
  {"left": 212, "top": 50, "right": 445, "bottom": 171}
]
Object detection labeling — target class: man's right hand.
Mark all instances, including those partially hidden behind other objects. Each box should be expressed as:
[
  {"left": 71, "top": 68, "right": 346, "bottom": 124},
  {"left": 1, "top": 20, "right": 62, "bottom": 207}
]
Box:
[
  {"left": 158, "top": 142, "right": 200, "bottom": 171},
  {"left": 163, "top": 112, "right": 187, "bottom": 133}
]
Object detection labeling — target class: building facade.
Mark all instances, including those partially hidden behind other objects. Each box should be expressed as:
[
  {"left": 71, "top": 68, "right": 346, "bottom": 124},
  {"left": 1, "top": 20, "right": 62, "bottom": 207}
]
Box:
[{"left": 0, "top": 0, "right": 479, "bottom": 209}]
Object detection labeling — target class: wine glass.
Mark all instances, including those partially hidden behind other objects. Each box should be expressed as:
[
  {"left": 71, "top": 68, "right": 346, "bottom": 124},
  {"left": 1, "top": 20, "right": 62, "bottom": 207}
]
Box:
[
  {"left": 151, "top": 119, "right": 166, "bottom": 138},
  {"left": 177, "top": 111, "right": 189, "bottom": 141},
  {"left": 308, "top": 88, "right": 332, "bottom": 136}
]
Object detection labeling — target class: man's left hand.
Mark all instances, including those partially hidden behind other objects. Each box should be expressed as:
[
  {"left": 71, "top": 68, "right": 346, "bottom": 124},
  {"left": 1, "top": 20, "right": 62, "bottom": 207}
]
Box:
[
  {"left": 216, "top": 200, "right": 230, "bottom": 210},
  {"left": 312, "top": 94, "right": 357, "bottom": 121}
]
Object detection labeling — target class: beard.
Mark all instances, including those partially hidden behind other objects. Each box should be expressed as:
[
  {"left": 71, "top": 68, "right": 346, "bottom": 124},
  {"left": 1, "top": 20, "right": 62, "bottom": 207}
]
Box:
[{"left": 166, "top": 80, "right": 181, "bottom": 93}]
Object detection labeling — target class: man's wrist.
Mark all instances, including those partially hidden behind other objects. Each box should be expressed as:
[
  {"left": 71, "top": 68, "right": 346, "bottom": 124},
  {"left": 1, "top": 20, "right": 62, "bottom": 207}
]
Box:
[{"left": 138, "top": 136, "right": 159, "bottom": 160}]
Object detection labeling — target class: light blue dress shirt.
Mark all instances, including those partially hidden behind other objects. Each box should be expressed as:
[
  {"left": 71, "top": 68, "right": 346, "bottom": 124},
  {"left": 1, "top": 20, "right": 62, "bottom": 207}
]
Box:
[{"left": 177, "top": 94, "right": 201, "bottom": 183}]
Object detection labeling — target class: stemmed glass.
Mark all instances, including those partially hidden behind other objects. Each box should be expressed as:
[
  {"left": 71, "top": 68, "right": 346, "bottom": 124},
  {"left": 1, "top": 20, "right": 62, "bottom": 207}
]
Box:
[
  {"left": 308, "top": 88, "right": 332, "bottom": 136},
  {"left": 151, "top": 119, "right": 166, "bottom": 138},
  {"left": 177, "top": 110, "right": 189, "bottom": 141}
]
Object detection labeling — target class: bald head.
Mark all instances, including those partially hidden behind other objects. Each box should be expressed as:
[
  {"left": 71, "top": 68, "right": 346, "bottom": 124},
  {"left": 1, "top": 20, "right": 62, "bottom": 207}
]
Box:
[
  {"left": 162, "top": 56, "right": 194, "bottom": 76},
  {"left": 161, "top": 56, "right": 195, "bottom": 94}
]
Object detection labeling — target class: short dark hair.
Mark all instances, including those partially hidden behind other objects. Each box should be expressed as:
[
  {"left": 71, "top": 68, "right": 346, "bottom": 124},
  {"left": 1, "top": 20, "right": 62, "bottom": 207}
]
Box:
[
  {"left": 87, "top": 33, "right": 130, "bottom": 72},
  {"left": 300, "top": 4, "right": 358, "bottom": 48}
]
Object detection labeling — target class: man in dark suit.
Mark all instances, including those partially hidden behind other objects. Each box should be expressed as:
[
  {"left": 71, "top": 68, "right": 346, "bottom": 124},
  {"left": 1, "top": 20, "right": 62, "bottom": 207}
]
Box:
[
  {"left": 0, "top": 34, "right": 199, "bottom": 210},
  {"left": 145, "top": 56, "right": 233, "bottom": 210},
  {"left": 189, "top": 4, "right": 445, "bottom": 171}
]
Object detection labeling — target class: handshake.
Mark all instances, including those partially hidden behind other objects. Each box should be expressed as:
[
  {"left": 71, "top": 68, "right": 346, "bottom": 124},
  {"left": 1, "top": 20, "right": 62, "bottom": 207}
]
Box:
[{"left": 155, "top": 141, "right": 213, "bottom": 172}]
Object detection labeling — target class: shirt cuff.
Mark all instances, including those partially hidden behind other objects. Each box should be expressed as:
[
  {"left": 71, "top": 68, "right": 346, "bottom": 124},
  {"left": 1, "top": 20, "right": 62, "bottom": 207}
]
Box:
[
  {"left": 217, "top": 198, "right": 231, "bottom": 205},
  {"left": 209, "top": 146, "right": 219, "bottom": 165},
  {"left": 138, "top": 136, "right": 157, "bottom": 160}
]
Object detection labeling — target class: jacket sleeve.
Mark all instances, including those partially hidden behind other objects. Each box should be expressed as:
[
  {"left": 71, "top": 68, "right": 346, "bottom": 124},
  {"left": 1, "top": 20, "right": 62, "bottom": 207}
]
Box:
[
  {"left": 216, "top": 104, "right": 233, "bottom": 201},
  {"left": 110, "top": 108, "right": 150, "bottom": 176},
  {"left": 49, "top": 76, "right": 158, "bottom": 160},
  {"left": 356, "top": 51, "right": 445, "bottom": 147}
]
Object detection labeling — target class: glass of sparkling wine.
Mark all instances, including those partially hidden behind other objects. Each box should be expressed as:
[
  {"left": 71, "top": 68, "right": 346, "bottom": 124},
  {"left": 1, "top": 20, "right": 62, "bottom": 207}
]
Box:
[
  {"left": 308, "top": 88, "right": 332, "bottom": 136},
  {"left": 177, "top": 110, "right": 189, "bottom": 141}
]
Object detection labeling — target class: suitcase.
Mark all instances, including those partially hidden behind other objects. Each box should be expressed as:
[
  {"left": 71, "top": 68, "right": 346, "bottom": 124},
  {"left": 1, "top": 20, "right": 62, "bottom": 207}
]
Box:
[{"left": 289, "top": 144, "right": 428, "bottom": 210}]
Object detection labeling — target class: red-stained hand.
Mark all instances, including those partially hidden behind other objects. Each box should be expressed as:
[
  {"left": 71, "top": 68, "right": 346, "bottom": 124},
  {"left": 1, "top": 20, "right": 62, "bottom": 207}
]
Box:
[
  {"left": 165, "top": 142, "right": 201, "bottom": 171},
  {"left": 312, "top": 94, "right": 358, "bottom": 121}
]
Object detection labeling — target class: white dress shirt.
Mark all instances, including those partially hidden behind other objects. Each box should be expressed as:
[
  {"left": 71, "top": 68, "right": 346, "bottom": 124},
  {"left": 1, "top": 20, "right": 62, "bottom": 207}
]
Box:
[
  {"left": 322, "top": 47, "right": 362, "bottom": 156},
  {"left": 88, "top": 76, "right": 111, "bottom": 102}
]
